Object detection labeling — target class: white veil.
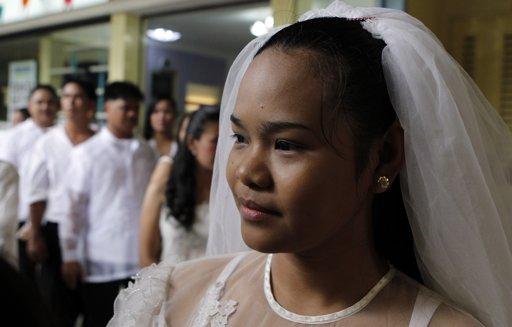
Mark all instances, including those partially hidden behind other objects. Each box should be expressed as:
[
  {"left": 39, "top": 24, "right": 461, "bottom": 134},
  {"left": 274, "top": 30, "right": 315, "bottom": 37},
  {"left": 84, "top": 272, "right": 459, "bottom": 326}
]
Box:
[{"left": 207, "top": 2, "right": 512, "bottom": 326}]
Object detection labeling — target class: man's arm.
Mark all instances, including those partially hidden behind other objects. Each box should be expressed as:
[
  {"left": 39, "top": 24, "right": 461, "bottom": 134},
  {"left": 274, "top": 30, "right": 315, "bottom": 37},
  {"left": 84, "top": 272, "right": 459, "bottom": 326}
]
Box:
[
  {"left": 27, "top": 202, "right": 47, "bottom": 262},
  {"left": 0, "top": 162, "right": 19, "bottom": 267},
  {"left": 0, "top": 131, "right": 18, "bottom": 168},
  {"left": 139, "top": 158, "right": 173, "bottom": 267},
  {"left": 59, "top": 150, "right": 89, "bottom": 289},
  {"left": 26, "top": 139, "right": 50, "bottom": 262}
]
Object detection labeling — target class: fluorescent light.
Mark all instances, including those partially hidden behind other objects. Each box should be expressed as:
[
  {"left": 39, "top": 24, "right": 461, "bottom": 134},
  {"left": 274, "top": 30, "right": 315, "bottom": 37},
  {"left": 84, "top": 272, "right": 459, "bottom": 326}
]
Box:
[
  {"left": 250, "top": 21, "right": 268, "bottom": 37},
  {"left": 146, "top": 28, "right": 181, "bottom": 42},
  {"left": 250, "top": 16, "right": 274, "bottom": 37},
  {"left": 264, "top": 16, "right": 274, "bottom": 28}
]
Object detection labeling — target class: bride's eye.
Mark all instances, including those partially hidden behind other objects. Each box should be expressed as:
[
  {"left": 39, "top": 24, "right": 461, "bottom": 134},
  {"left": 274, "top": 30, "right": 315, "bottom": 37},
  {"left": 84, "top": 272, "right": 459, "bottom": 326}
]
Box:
[
  {"left": 231, "top": 133, "right": 246, "bottom": 144},
  {"left": 275, "top": 140, "right": 301, "bottom": 151}
]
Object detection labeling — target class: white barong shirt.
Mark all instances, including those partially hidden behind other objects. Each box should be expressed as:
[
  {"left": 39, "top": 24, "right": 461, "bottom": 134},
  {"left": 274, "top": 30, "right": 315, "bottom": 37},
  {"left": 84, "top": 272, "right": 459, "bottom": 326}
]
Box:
[
  {"left": 59, "top": 128, "right": 155, "bottom": 283},
  {"left": 0, "top": 119, "right": 49, "bottom": 221}
]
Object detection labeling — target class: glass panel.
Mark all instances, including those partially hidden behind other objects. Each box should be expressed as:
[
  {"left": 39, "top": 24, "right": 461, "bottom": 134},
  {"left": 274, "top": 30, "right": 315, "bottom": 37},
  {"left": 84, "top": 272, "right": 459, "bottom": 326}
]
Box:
[
  {"left": 48, "top": 23, "right": 110, "bottom": 121},
  {"left": 0, "top": 35, "right": 40, "bottom": 126},
  {"left": 0, "top": 22, "right": 109, "bottom": 126}
]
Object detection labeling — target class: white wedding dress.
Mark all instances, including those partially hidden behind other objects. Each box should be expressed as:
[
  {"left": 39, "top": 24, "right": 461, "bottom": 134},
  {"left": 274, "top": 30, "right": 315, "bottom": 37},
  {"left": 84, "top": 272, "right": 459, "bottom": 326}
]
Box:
[
  {"left": 107, "top": 252, "right": 481, "bottom": 327},
  {"left": 159, "top": 203, "right": 209, "bottom": 264}
]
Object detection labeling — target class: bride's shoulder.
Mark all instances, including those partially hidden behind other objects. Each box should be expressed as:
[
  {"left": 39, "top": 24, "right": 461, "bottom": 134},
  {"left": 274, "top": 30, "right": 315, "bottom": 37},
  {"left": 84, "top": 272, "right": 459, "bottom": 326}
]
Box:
[
  {"left": 170, "top": 251, "right": 264, "bottom": 294},
  {"left": 108, "top": 260, "right": 176, "bottom": 326},
  {"left": 107, "top": 252, "right": 257, "bottom": 326},
  {"left": 429, "top": 304, "right": 484, "bottom": 327},
  {"left": 390, "top": 272, "right": 483, "bottom": 327},
  {"left": 172, "top": 252, "right": 242, "bottom": 281},
  {"left": 398, "top": 275, "right": 483, "bottom": 327}
]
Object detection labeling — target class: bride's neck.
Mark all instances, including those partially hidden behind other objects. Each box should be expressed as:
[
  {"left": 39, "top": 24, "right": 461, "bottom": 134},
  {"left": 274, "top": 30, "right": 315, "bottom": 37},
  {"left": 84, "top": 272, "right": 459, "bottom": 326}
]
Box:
[{"left": 270, "top": 209, "right": 388, "bottom": 315}]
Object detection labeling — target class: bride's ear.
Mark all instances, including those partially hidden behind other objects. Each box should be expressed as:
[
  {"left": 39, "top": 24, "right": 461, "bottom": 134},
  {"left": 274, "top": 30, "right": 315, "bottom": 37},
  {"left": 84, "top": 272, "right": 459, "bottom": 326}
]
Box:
[{"left": 373, "top": 121, "right": 404, "bottom": 193}]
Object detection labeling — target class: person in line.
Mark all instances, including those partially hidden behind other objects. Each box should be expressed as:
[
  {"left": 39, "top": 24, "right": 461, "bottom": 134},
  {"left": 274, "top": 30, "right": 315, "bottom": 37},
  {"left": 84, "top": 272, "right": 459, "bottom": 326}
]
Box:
[
  {"left": 26, "top": 78, "right": 96, "bottom": 327},
  {"left": 12, "top": 108, "right": 30, "bottom": 126},
  {"left": 0, "top": 85, "right": 59, "bottom": 279},
  {"left": 109, "top": 2, "right": 511, "bottom": 327},
  {"left": 143, "top": 97, "right": 178, "bottom": 159},
  {"left": 0, "top": 108, "right": 27, "bottom": 145},
  {"left": 137, "top": 109, "right": 192, "bottom": 267},
  {"left": 0, "top": 160, "right": 18, "bottom": 268},
  {"left": 139, "top": 106, "right": 219, "bottom": 267},
  {"left": 60, "top": 81, "right": 155, "bottom": 327}
]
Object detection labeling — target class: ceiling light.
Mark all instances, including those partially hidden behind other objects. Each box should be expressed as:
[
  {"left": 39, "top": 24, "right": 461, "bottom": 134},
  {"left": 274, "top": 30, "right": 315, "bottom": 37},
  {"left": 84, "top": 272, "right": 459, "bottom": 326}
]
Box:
[
  {"left": 264, "top": 16, "right": 274, "bottom": 28},
  {"left": 250, "top": 16, "right": 274, "bottom": 37},
  {"left": 146, "top": 28, "right": 181, "bottom": 42}
]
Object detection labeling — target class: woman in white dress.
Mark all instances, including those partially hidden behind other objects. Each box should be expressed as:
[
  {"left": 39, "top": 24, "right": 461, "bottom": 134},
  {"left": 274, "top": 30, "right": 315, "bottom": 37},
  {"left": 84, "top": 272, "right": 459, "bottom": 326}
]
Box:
[
  {"left": 112, "top": 2, "right": 512, "bottom": 326},
  {"left": 139, "top": 107, "right": 219, "bottom": 267},
  {"left": 143, "top": 97, "right": 178, "bottom": 159}
]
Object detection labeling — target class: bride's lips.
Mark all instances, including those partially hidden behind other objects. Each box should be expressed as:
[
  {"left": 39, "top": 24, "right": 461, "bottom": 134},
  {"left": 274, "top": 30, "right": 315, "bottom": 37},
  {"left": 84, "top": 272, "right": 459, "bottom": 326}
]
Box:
[{"left": 239, "top": 198, "right": 281, "bottom": 222}]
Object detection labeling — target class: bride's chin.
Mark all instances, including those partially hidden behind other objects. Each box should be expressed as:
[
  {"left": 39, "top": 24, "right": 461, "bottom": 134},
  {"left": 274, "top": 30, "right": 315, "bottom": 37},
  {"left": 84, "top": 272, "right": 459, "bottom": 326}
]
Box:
[{"left": 241, "top": 224, "right": 289, "bottom": 253}]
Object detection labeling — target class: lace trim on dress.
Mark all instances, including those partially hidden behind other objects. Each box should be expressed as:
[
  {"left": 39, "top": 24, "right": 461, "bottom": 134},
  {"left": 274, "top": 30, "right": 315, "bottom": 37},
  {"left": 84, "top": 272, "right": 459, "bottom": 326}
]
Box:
[
  {"left": 264, "top": 254, "right": 396, "bottom": 325},
  {"left": 189, "top": 253, "right": 248, "bottom": 327},
  {"left": 107, "top": 261, "right": 175, "bottom": 327}
]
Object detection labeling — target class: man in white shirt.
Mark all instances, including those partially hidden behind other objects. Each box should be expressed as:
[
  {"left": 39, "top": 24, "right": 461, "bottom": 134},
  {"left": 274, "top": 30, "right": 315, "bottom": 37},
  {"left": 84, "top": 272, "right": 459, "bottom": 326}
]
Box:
[
  {"left": 0, "top": 85, "right": 58, "bottom": 279},
  {"left": 60, "top": 81, "right": 156, "bottom": 326},
  {"left": 26, "top": 79, "right": 96, "bottom": 327}
]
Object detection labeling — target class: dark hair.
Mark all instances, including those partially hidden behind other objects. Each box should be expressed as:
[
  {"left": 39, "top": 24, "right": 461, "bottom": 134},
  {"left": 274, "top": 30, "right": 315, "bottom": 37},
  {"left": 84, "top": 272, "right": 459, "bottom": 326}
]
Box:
[
  {"left": 16, "top": 108, "right": 30, "bottom": 119},
  {"left": 165, "top": 106, "right": 220, "bottom": 230},
  {"left": 29, "top": 84, "right": 57, "bottom": 101},
  {"left": 104, "top": 81, "right": 144, "bottom": 102},
  {"left": 62, "top": 77, "right": 98, "bottom": 101},
  {"left": 143, "top": 97, "right": 177, "bottom": 140},
  {"left": 258, "top": 17, "right": 422, "bottom": 282},
  {"left": 175, "top": 111, "right": 193, "bottom": 142}
]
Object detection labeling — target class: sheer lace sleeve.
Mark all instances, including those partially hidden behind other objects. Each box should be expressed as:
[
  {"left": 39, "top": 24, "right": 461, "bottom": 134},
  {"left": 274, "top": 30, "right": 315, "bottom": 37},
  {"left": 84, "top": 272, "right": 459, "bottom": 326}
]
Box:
[{"left": 107, "top": 260, "right": 175, "bottom": 326}]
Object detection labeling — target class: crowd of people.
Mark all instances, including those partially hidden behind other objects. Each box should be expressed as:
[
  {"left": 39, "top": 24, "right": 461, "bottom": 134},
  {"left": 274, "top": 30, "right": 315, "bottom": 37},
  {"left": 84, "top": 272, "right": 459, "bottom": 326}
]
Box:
[
  {"left": 1, "top": 1, "right": 512, "bottom": 327},
  {"left": 0, "top": 80, "right": 219, "bottom": 326}
]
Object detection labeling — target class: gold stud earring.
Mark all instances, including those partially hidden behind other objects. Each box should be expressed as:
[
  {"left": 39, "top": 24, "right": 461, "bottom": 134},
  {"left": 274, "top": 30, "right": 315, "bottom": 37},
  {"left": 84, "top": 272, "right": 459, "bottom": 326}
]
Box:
[{"left": 377, "top": 176, "right": 390, "bottom": 190}]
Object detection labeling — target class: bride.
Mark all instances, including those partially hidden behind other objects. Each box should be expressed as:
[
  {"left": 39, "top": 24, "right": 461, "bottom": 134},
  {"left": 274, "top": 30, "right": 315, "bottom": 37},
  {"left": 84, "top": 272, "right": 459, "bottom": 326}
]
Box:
[{"left": 108, "top": 2, "right": 512, "bottom": 326}]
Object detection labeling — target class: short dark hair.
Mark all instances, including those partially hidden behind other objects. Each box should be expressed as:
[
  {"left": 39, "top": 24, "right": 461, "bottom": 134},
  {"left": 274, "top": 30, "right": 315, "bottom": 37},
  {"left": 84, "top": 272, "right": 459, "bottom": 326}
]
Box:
[
  {"left": 16, "top": 108, "right": 30, "bottom": 119},
  {"left": 29, "top": 84, "right": 57, "bottom": 101},
  {"left": 104, "top": 81, "right": 144, "bottom": 102},
  {"left": 62, "top": 78, "right": 97, "bottom": 101},
  {"left": 143, "top": 97, "right": 178, "bottom": 140}
]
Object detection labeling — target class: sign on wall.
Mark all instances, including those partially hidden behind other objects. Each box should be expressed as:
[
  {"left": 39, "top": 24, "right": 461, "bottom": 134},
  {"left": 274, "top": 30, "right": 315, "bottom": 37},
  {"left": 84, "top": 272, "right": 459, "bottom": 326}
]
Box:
[
  {"left": 8, "top": 60, "right": 37, "bottom": 117},
  {"left": 0, "top": 0, "right": 108, "bottom": 24}
]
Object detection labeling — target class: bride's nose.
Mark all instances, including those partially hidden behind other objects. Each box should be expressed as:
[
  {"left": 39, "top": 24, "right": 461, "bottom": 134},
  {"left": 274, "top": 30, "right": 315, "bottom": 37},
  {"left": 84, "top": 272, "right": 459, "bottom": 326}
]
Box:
[{"left": 236, "top": 145, "right": 273, "bottom": 191}]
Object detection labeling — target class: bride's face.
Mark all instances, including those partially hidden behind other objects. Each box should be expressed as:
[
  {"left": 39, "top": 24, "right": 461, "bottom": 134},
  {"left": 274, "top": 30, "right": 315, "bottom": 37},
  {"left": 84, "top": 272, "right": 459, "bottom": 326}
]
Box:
[{"left": 227, "top": 48, "right": 376, "bottom": 254}]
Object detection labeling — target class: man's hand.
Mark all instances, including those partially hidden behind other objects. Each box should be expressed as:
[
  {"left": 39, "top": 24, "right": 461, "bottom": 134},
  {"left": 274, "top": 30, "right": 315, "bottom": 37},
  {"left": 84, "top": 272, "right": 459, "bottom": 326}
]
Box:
[
  {"left": 61, "top": 261, "right": 83, "bottom": 289},
  {"left": 27, "top": 201, "right": 48, "bottom": 262},
  {"left": 27, "top": 229, "right": 47, "bottom": 263}
]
